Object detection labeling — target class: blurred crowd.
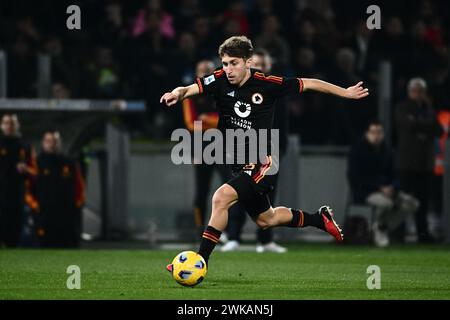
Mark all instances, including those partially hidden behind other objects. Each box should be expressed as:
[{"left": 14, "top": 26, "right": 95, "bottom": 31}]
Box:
[
  {"left": 0, "top": 114, "right": 84, "bottom": 248},
  {"left": 1, "top": 0, "right": 449, "bottom": 143}
]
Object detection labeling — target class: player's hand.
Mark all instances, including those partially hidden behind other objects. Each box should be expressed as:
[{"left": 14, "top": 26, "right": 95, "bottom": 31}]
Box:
[
  {"left": 160, "top": 92, "right": 179, "bottom": 107},
  {"left": 345, "top": 81, "right": 369, "bottom": 99}
]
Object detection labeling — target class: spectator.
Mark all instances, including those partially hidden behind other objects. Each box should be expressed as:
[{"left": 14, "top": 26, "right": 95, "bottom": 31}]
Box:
[
  {"left": 328, "top": 48, "right": 366, "bottom": 145},
  {"left": 288, "top": 47, "right": 330, "bottom": 145},
  {"left": 254, "top": 14, "right": 290, "bottom": 73},
  {"left": 348, "top": 120, "right": 419, "bottom": 247},
  {"left": 366, "top": 16, "right": 411, "bottom": 101},
  {"left": 248, "top": 0, "right": 275, "bottom": 36},
  {"left": 191, "top": 15, "right": 217, "bottom": 59},
  {"left": 408, "top": 20, "right": 441, "bottom": 80},
  {"left": 292, "top": 46, "right": 318, "bottom": 77},
  {"left": 98, "top": 1, "right": 129, "bottom": 47},
  {"left": 0, "top": 114, "right": 36, "bottom": 247},
  {"left": 332, "top": 48, "right": 360, "bottom": 86},
  {"left": 174, "top": 0, "right": 202, "bottom": 31},
  {"left": 132, "top": 0, "right": 175, "bottom": 40},
  {"left": 31, "top": 131, "right": 85, "bottom": 248},
  {"left": 42, "top": 35, "right": 77, "bottom": 93},
  {"left": 84, "top": 47, "right": 121, "bottom": 98},
  {"left": 7, "top": 36, "right": 37, "bottom": 97},
  {"left": 219, "top": 0, "right": 249, "bottom": 36},
  {"left": 171, "top": 32, "right": 198, "bottom": 86},
  {"left": 395, "top": 77, "right": 443, "bottom": 242},
  {"left": 51, "top": 82, "right": 71, "bottom": 99},
  {"left": 345, "top": 19, "right": 374, "bottom": 74}
]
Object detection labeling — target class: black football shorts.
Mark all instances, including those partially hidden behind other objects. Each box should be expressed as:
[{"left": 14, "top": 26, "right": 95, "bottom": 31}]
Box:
[{"left": 227, "top": 156, "right": 278, "bottom": 217}]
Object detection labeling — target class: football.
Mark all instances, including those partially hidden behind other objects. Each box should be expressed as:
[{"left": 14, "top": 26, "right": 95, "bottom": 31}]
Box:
[{"left": 167, "top": 251, "right": 207, "bottom": 287}]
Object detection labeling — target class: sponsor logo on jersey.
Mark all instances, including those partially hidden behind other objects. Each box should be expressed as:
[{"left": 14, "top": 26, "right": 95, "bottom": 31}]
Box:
[
  {"left": 227, "top": 91, "right": 235, "bottom": 97},
  {"left": 204, "top": 75, "right": 215, "bottom": 85},
  {"left": 234, "top": 101, "right": 251, "bottom": 118}
]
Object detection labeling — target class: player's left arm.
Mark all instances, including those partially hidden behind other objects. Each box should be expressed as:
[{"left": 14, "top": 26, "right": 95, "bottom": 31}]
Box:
[{"left": 301, "top": 78, "right": 369, "bottom": 99}]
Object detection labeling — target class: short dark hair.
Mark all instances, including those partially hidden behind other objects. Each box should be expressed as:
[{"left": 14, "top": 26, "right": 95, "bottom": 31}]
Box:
[{"left": 218, "top": 36, "right": 253, "bottom": 60}]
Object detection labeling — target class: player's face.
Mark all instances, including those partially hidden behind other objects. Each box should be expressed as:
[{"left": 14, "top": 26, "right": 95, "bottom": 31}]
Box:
[
  {"left": 221, "top": 54, "right": 251, "bottom": 85},
  {"left": 1, "top": 115, "right": 16, "bottom": 136},
  {"left": 366, "top": 124, "right": 384, "bottom": 146}
]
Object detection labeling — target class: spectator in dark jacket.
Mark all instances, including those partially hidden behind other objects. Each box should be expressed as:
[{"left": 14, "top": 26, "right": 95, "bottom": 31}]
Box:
[
  {"left": 30, "top": 131, "right": 85, "bottom": 248},
  {"left": 395, "top": 77, "right": 443, "bottom": 242},
  {"left": 348, "top": 120, "right": 419, "bottom": 247},
  {"left": 0, "top": 114, "right": 36, "bottom": 247}
]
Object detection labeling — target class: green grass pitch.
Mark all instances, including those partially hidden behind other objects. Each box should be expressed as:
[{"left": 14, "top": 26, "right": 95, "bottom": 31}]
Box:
[{"left": 1, "top": 244, "right": 450, "bottom": 300}]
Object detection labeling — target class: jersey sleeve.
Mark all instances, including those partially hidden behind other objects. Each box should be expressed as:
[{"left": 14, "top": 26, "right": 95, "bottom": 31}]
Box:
[
  {"left": 196, "top": 72, "right": 220, "bottom": 96},
  {"left": 273, "top": 77, "right": 304, "bottom": 97},
  {"left": 196, "top": 68, "right": 226, "bottom": 97},
  {"left": 254, "top": 72, "right": 304, "bottom": 97}
]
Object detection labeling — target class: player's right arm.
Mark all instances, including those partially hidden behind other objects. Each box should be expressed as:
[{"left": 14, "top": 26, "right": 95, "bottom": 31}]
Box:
[
  {"left": 159, "top": 83, "right": 200, "bottom": 107},
  {"left": 162, "top": 69, "right": 222, "bottom": 106},
  {"left": 160, "top": 83, "right": 200, "bottom": 107}
]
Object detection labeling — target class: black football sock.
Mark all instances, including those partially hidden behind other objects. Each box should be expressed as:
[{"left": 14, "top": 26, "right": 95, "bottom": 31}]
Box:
[
  {"left": 198, "top": 225, "right": 222, "bottom": 264},
  {"left": 288, "top": 209, "right": 325, "bottom": 230}
]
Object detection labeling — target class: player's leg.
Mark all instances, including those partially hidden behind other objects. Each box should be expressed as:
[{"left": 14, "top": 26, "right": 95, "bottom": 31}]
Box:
[
  {"left": 256, "top": 178, "right": 287, "bottom": 253},
  {"left": 246, "top": 158, "right": 343, "bottom": 241},
  {"left": 216, "top": 164, "right": 246, "bottom": 249},
  {"left": 219, "top": 162, "right": 343, "bottom": 242},
  {"left": 253, "top": 205, "right": 343, "bottom": 242},
  {"left": 197, "top": 183, "right": 238, "bottom": 263}
]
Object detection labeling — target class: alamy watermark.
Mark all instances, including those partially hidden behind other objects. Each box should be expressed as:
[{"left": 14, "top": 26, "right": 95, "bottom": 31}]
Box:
[
  {"left": 170, "top": 121, "right": 279, "bottom": 174},
  {"left": 366, "top": 265, "right": 381, "bottom": 289},
  {"left": 366, "top": 5, "right": 381, "bottom": 30},
  {"left": 66, "top": 5, "right": 81, "bottom": 30},
  {"left": 66, "top": 265, "right": 81, "bottom": 289}
]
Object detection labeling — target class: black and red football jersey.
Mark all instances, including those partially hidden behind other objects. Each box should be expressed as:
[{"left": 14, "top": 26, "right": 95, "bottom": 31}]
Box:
[{"left": 196, "top": 68, "right": 303, "bottom": 166}]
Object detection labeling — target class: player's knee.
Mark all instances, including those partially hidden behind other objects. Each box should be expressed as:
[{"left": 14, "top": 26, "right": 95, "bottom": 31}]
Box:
[{"left": 212, "top": 185, "right": 237, "bottom": 210}]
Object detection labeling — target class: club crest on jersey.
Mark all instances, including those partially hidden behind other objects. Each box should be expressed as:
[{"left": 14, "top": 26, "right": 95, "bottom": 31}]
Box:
[
  {"left": 234, "top": 101, "right": 251, "bottom": 118},
  {"left": 204, "top": 75, "right": 215, "bottom": 85},
  {"left": 251, "top": 93, "right": 263, "bottom": 104}
]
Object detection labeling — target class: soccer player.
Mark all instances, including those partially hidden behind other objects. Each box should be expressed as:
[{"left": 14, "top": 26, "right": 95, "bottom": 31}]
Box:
[{"left": 161, "top": 36, "right": 369, "bottom": 266}]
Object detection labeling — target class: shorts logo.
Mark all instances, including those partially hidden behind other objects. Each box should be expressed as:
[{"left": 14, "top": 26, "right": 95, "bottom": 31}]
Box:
[
  {"left": 204, "top": 75, "right": 215, "bottom": 85},
  {"left": 234, "top": 101, "right": 251, "bottom": 118},
  {"left": 252, "top": 93, "right": 263, "bottom": 104}
]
